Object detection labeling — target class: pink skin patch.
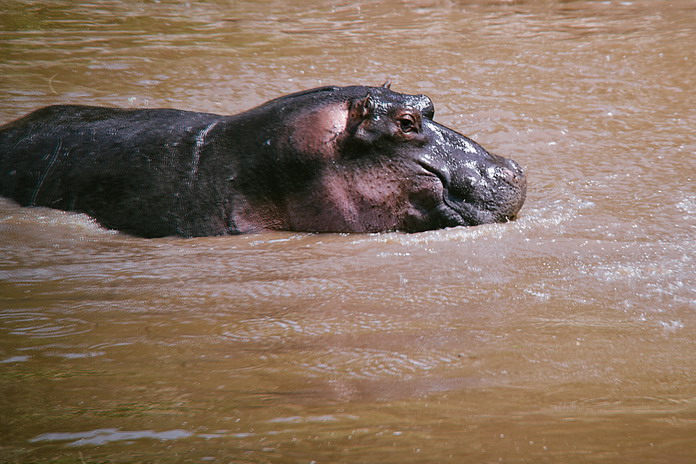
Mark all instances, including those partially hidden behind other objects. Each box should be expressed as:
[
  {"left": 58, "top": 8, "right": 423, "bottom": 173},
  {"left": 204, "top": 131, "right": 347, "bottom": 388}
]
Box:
[{"left": 286, "top": 103, "right": 349, "bottom": 160}]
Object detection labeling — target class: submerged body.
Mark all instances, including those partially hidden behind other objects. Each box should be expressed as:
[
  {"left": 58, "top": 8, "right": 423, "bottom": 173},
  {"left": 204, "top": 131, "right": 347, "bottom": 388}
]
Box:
[{"left": 0, "top": 85, "right": 526, "bottom": 237}]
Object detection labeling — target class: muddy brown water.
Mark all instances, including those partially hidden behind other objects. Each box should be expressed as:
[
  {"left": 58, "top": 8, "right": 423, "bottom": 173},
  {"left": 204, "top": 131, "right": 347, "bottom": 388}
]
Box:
[{"left": 0, "top": 0, "right": 694, "bottom": 462}]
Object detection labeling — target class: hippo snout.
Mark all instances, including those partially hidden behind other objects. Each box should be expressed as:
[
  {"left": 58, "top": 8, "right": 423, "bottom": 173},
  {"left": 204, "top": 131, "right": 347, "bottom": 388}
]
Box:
[
  {"left": 497, "top": 162, "right": 527, "bottom": 219},
  {"left": 441, "top": 150, "right": 527, "bottom": 226}
]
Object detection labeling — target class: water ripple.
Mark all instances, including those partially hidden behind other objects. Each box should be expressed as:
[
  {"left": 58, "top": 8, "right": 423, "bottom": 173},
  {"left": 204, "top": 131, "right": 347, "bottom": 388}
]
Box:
[
  {"left": 220, "top": 312, "right": 411, "bottom": 344},
  {"left": 0, "top": 311, "right": 94, "bottom": 339},
  {"left": 295, "top": 348, "right": 462, "bottom": 380}
]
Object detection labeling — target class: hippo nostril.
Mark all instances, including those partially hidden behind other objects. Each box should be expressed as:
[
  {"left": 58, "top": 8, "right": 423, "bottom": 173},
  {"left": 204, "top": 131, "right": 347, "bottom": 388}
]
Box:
[{"left": 498, "top": 167, "right": 525, "bottom": 188}]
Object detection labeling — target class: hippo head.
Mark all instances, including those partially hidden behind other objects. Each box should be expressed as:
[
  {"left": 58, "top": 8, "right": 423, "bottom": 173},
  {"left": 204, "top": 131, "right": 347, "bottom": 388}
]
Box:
[{"left": 242, "top": 85, "right": 526, "bottom": 233}]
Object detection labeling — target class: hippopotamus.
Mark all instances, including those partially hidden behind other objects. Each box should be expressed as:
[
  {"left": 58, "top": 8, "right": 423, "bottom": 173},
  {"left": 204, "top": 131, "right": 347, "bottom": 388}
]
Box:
[{"left": 0, "top": 84, "right": 526, "bottom": 237}]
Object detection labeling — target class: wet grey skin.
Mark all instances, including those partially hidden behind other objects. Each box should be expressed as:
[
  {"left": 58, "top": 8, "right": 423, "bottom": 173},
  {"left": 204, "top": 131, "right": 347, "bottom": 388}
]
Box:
[{"left": 0, "top": 84, "right": 526, "bottom": 237}]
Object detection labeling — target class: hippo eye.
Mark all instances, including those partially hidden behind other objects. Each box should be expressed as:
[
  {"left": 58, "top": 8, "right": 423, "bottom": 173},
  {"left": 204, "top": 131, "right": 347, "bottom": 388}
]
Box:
[{"left": 398, "top": 114, "right": 417, "bottom": 133}]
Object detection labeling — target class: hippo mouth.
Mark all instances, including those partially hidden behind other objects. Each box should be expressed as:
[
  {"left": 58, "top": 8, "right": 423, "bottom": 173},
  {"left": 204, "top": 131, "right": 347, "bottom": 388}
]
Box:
[{"left": 418, "top": 159, "right": 527, "bottom": 227}]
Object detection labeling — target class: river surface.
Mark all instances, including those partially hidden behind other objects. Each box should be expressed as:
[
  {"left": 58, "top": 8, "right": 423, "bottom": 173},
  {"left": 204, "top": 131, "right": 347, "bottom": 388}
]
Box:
[{"left": 0, "top": 0, "right": 694, "bottom": 462}]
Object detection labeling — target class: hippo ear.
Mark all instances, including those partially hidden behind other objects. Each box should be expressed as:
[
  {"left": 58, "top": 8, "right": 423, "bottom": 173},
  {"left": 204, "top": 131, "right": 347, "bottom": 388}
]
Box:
[
  {"left": 382, "top": 79, "right": 392, "bottom": 89},
  {"left": 359, "top": 93, "right": 374, "bottom": 117},
  {"left": 346, "top": 93, "right": 374, "bottom": 133}
]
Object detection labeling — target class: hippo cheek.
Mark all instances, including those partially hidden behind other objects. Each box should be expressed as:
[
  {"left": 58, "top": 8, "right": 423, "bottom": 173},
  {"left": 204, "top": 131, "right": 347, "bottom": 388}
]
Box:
[
  {"left": 284, "top": 169, "right": 408, "bottom": 233},
  {"left": 398, "top": 174, "right": 466, "bottom": 232},
  {"left": 310, "top": 166, "right": 448, "bottom": 233}
]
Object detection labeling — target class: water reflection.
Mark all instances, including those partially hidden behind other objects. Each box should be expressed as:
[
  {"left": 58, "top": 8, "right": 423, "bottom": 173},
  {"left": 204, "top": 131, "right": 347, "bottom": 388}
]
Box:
[{"left": 30, "top": 428, "right": 193, "bottom": 447}]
